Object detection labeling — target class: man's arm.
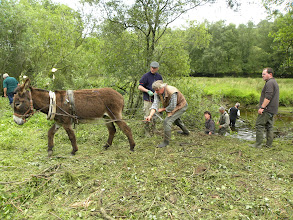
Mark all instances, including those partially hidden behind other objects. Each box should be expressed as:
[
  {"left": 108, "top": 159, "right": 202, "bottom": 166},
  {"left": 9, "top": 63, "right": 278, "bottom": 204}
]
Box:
[
  {"left": 3, "top": 87, "right": 7, "bottom": 97},
  {"left": 259, "top": 81, "right": 274, "bottom": 114},
  {"left": 258, "top": 98, "right": 270, "bottom": 114},
  {"left": 138, "top": 85, "right": 149, "bottom": 93}
]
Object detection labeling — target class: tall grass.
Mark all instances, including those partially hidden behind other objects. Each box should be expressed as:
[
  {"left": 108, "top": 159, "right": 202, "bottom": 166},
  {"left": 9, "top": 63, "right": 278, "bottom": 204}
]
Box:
[{"left": 191, "top": 77, "right": 293, "bottom": 106}]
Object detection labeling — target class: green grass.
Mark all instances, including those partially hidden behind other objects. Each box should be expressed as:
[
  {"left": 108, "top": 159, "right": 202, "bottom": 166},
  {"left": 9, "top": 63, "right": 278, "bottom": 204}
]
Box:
[
  {"left": 0, "top": 97, "right": 293, "bottom": 219},
  {"left": 191, "top": 77, "right": 293, "bottom": 106}
]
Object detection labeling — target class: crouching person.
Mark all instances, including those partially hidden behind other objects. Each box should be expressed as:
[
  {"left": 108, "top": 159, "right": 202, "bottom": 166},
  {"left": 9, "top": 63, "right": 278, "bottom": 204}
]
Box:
[{"left": 145, "top": 80, "right": 189, "bottom": 148}]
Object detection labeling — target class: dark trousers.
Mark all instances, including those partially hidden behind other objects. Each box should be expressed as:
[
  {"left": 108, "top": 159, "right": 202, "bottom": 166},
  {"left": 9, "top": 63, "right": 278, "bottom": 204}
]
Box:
[
  {"left": 230, "top": 118, "right": 236, "bottom": 127},
  {"left": 7, "top": 92, "right": 15, "bottom": 105},
  {"left": 255, "top": 112, "right": 274, "bottom": 147}
]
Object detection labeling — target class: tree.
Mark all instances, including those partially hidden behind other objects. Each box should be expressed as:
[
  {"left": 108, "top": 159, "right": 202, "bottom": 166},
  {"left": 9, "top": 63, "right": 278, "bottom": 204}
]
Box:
[
  {"left": 262, "top": 0, "right": 292, "bottom": 14},
  {"left": 270, "top": 11, "right": 293, "bottom": 76},
  {"left": 0, "top": 0, "right": 91, "bottom": 92},
  {"left": 86, "top": 0, "right": 239, "bottom": 68}
]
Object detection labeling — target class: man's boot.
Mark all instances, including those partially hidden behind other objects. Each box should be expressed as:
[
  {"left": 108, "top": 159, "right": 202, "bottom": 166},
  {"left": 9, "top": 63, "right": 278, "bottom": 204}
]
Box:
[
  {"left": 252, "top": 130, "right": 263, "bottom": 148},
  {"left": 265, "top": 128, "right": 274, "bottom": 148},
  {"left": 175, "top": 119, "right": 189, "bottom": 135},
  {"left": 157, "top": 130, "right": 171, "bottom": 148}
]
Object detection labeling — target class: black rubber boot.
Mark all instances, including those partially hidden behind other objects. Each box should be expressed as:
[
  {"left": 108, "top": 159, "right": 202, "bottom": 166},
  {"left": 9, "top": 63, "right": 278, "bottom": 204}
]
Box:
[
  {"left": 157, "top": 130, "right": 171, "bottom": 148},
  {"left": 157, "top": 140, "right": 169, "bottom": 148},
  {"left": 175, "top": 119, "right": 190, "bottom": 135}
]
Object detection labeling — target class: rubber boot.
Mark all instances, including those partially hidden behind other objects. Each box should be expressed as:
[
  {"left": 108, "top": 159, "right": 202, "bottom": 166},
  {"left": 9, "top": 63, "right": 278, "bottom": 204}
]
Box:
[
  {"left": 175, "top": 119, "right": 190, "bottom": 135},
  {"left": 265, "top": 128, "right": 274, "bottom": 147},
  {"left": 157, "top": 130, "right": 171, "bottom": 148},
  {"left": 254, "top": 127, "right": 264, "bottom": 148}
]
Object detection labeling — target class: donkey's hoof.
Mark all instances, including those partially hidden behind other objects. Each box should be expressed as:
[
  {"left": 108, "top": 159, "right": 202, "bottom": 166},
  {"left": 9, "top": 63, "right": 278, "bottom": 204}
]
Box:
[
  {"left": 103, "top": 144, "right": 110, "bottom": 150},
  {"left": 71, "top": 151, "right": 77, "bottom": 155},
  {"left": 130, "top": 147, "right": 135, "bottom": 152},
  {"left": 48, "top": 150, "right": 53, "bottom": 157}
]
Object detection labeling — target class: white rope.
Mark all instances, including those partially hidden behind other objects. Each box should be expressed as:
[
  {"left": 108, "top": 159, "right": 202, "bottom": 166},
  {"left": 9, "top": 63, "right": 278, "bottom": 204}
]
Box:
[{"left": 47, "top": 91, "right": 56, "bottom": 120}]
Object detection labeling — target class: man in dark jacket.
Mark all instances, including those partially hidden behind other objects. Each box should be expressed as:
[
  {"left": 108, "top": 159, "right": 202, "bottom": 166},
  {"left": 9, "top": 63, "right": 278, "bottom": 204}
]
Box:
[
  {"left": 252, "top": 67, "right": 279, "bottom": 148},
  {"left": 229, "top": 103, "right": 240, "bottom": 127},
  {"left": 138, "top": 61, "right": 163, "bottom": 136},
  {"left": 204, "top": 111, "right": 215, "bottom": 135}
]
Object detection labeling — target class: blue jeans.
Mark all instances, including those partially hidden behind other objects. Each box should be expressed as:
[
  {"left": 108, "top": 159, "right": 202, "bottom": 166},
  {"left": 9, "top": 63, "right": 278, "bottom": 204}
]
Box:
[{"left": 7, "top": 92, "right": 15, "bottom": 105}]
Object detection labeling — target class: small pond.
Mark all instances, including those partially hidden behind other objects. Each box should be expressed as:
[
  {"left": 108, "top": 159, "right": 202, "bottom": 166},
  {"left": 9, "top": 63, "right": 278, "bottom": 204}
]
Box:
[{"left": 229, "top": 107, "right": 293, "bottom": 141}]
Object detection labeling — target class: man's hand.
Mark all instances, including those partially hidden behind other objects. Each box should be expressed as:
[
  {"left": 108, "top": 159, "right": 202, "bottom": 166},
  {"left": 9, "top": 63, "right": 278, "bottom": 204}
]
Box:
[
  {"left": 216, "top": 121, "right": 219, "bottom": 125},
  {"left": 219, "top": 125, "right": 222, "bottom": 128},
  {"left": 147, "top": 90, "right": 154, "bottom": 97},
  {"left": 258, "top": 108, "right": 264, "bottom": 115},
  {"left": 145, "top": 116, "right": 152, "bottom": 121},
  {"left": 158, "top": 108, "right": 165, "bottom": 113},
  {"left": 209, "top": 132, "right": 212, "bottom": 135}
]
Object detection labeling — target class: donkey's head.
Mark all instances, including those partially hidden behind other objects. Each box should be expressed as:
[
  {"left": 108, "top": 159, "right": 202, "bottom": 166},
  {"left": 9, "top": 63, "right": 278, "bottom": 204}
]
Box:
[{"left": 13, "top": 78, "right": 34, "bottom": 125}]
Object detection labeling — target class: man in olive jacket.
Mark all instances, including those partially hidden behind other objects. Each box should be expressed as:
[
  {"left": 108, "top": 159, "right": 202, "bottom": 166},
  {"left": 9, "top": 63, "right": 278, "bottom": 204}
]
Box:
[
  {"left": 145, "top": 80, "right": 189, "bottom": 148},
  {"left": 217, "top": 106, "right": 230, "bottom": 135},
  {"left": 252, "top": 67, "right": 279, "bottom": 148}
]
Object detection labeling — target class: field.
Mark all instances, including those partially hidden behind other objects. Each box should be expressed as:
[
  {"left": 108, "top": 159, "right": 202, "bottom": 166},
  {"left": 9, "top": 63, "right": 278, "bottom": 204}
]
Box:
[
  {"left": 1, "top": 91, "right": 293, "bottom": 219},
  {"left": 190, "top": 77, "right": 293, "bottom": 106}
]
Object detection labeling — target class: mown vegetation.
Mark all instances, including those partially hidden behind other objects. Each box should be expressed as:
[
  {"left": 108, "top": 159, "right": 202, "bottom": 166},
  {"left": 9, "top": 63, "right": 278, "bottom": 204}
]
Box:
[
  {"left": 1, "top": 0, "right": 293, "bottom": 218},
  {"left": 1, "top": 96, "right": 293, "bottom": 219}
]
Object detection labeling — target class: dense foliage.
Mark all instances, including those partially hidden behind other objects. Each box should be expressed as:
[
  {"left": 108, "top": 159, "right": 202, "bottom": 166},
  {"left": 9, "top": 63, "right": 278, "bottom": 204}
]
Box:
[
  {"left": 0, "top": 0, "right": 292, "bottom": 107},
  {"left": 1, "top": 1, "right": 292, "bottom": 88}
]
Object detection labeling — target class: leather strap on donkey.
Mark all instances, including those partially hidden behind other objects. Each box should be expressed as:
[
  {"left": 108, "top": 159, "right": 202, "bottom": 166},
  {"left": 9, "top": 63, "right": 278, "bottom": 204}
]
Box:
[
  {"left": 47, "top": 91, "right": 56, "bottom": 120},
  {"left": 66, "top": 90, "right": 78, "bottom": 126}
]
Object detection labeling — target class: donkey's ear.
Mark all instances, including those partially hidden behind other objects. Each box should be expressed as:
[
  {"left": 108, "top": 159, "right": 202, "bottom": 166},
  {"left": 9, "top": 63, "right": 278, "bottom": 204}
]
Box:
[
  {"left": 23, "top": 78, "right": 31, "bottom": 90},
  {"left": 19, "top": 78, "right": 30, "bottom": 95}
]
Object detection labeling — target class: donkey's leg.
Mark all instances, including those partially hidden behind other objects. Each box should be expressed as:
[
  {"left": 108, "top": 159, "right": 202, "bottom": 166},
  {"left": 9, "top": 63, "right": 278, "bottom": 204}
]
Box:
[
  {"left": 48, "top": 123, "right": 60, "bottom": 157},
  {"left": 103, "top": 116, "right": 116, "bottom": 150},
  {"left": 63, "top": 124, "right": 78, "bottom": 155},
  {"left": 115, "top": 120, "right": 135, "bottom": 151}
]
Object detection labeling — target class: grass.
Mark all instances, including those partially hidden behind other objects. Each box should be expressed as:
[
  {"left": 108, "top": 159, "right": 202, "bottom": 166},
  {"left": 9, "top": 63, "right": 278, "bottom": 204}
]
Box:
[
  {"left": 0, "top": 97, "right": 293, "bottom": 219},
  {"left": 191, "top": 77, "right": 293, "bottom": 106}
]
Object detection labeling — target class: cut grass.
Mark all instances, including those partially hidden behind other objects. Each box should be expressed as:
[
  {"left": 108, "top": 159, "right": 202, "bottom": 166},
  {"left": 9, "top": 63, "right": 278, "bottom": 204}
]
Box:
[{"left": 0, "top": 98, "right": 293, "bottom": 219}]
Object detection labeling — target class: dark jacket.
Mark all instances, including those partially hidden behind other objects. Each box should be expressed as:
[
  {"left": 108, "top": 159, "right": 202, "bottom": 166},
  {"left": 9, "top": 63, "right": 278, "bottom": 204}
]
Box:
[
  {"left": 229, "top": 107, "right": 239, "bottom": 120},
  {"left": 205, "top": 119, "right": 215, "bottom": 134},
  {"left": 259, "top": 78, "right": 279, "bottom": 114},
  {"left": 139, "top": 71, "right": 163, "bottom": 102}
]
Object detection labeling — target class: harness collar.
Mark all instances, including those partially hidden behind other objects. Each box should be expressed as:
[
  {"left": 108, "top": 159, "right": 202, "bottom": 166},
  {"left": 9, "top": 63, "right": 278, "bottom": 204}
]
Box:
[{"left": 47, "top": 91, "right": 56, "bottom": 120}]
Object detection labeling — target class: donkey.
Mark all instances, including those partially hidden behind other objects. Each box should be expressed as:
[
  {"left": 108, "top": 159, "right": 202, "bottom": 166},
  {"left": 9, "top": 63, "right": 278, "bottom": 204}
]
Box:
[{"left": 13, "top": 79, "right": 135, "bottom": 156}]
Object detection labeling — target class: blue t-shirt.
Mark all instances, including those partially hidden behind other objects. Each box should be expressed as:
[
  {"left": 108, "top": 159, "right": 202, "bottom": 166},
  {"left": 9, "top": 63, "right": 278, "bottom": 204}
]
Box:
[
  {"left": 3, "top": 77, "right": 19, "bottom": 93},
  {"left": 139, "top": 71, "right": 163, "bottom": 102}
]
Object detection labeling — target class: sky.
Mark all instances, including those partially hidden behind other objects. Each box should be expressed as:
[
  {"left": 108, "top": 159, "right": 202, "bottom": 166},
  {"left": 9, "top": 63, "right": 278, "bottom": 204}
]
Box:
[{"left": 52, "top": 0, "right": 270, "bottom": 27}]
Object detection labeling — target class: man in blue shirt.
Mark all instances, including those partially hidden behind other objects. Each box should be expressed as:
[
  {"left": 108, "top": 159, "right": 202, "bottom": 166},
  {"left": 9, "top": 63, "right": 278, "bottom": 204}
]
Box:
[
  {"left": 138, "top": 61, "right": 163, "bottom": 136},
  {"left": 3, "top": 73, "right": 19, "bottom": 106}
]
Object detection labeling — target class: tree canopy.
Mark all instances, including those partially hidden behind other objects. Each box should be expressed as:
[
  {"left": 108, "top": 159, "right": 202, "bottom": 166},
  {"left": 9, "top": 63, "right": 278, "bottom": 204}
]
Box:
[{"left": 0, "top": 0, "right": 292, "bottom": 96}]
